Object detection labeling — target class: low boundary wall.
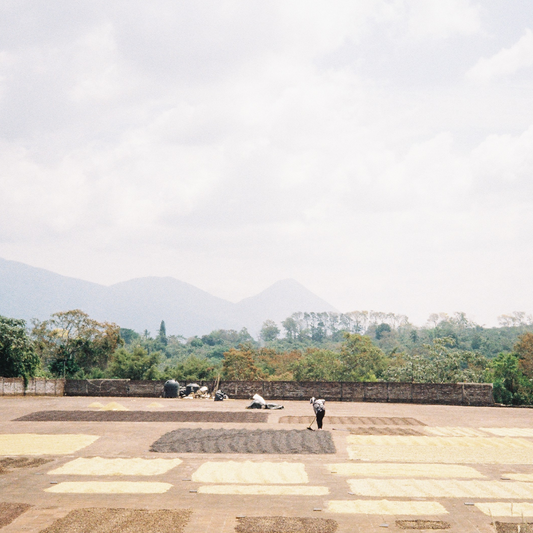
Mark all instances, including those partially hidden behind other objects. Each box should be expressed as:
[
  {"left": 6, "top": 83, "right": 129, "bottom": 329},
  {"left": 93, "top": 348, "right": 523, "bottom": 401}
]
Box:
[
  {"left": 0, "top": 377, "right": 65, "bottom": 396},
  {"left": 65, "top": 379, "right": 164, "bottom": 398},
  {"left": 213, "top": 381, "right": 493, "bottom": 406},
  {"left": 0, "top": 377, "right": 493, "bottom": 405},
  {"left": 62, "top": 379, "right": 494, "bottom": 406}
]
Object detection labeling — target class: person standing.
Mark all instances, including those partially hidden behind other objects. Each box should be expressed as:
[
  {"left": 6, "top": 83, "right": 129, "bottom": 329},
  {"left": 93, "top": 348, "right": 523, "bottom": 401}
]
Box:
[{"left": 310, "top": 397, "right": 326, "bottom": 429}]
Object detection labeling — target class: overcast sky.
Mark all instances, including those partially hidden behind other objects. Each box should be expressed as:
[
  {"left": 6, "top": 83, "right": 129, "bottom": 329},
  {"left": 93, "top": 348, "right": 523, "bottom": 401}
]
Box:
[{"left": 1, "top": 1, "right": 533, "bottom": 327}]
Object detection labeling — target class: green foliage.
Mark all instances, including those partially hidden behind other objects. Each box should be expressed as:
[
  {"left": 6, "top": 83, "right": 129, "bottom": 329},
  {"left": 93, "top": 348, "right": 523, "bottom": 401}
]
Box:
[
  {"left": 515, "top": 332, "right": 533, "bottom": 379},
  {"left": 383, "top": 337, "right": 487, "bottom": 383},
  {"left": 7, "top": 306, "right": 533, "bottom": 405},
  {"left": 119, "top": 328, "right": 141, "bottom": 345},
  {"left": 370, "top": 311, "right": 533, "bottom": 360},
  {"left": 106, "top": 346, "right": 162, "bottom": 380},
  {"left": 32, "top": 310, "right": 122, "bottom": 378},
  {"left": 222, "top": 345, "right": 264, "bottom": 380},
  {"left": 292, "top": 349, "right": 343, "bottom": 381},
  {"left": 487, "top": 347, "right": 533, "bottom": 405},
  {"left": 123, "top": 327, "right": 257, "bottom": 365},
  {"left": 255, "top": 348, "right": 302, "bottom": 381},
  {"left": 157, "top": 320, "right": 168, "bottom": 346},
  {"left": 260, "top": 320, "right": 280, "bottom": 342},
  {"left": 339, "top": 332, "right": 388, "bottom": 381},
  {"left": 163, "top": 355, "right": 219, "bottom": 382},
  {"left": 0, "top": 315, "right": 41, "bottom": 382},
  {"left": 375, "top": 323, "right": 392, "bottom": 340}
]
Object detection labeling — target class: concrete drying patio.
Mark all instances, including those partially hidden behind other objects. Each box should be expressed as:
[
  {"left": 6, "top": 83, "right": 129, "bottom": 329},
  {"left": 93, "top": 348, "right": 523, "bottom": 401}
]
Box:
[{"left": 1, "top": 395, "right": 533, "bottom": 532}]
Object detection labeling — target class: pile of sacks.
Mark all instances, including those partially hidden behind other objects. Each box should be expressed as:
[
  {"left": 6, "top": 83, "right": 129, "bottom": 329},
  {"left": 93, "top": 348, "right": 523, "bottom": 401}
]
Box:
[{"left": 182, "top": 384, "right": 211, "bottom": 399}]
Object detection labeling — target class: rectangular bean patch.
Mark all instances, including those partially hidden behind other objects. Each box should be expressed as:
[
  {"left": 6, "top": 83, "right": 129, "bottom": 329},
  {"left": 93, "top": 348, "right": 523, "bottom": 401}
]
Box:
[
  {"left": 151, "top": 429, "right": 336, "bottom": 454},
  {"left": 279, "top": 416, "right": 425, "bottom": 426},
  {"left": 15, "top": 411, "right": 268, "bottom": 423}
]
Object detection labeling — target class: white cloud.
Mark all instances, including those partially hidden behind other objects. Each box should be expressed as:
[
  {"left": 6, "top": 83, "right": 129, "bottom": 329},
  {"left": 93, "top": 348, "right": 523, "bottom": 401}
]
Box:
[
  {"left": 68, "top": 23, "right": 121, "bottom": 102},
  {"left": 467, "top": 28, "right": 533, "bottom": 82},
  {"left": 404, "top": 0, "right": 481, "bottom": 40},
  {"left": 470, "top": 125, "right": 533, "bottom": 198},
  {"left": 0, "top": 1, "right": 533, "bottom": 326}
]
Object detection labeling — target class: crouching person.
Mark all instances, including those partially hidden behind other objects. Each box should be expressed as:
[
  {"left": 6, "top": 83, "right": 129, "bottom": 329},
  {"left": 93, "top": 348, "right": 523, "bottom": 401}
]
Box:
[{"left": 310, "top": 397, "right": 326, "bottom": 429}]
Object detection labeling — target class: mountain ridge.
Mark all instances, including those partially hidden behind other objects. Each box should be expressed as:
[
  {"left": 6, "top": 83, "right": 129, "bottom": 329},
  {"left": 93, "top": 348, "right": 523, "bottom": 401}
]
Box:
[{"left": 0, "top": 257, "right": 337, "bottom": 337}]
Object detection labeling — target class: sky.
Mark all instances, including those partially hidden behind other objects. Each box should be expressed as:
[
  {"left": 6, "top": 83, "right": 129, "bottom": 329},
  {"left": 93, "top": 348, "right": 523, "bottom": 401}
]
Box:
[{"left": 1, "top": 0, "right": 533, "bottom": 327}]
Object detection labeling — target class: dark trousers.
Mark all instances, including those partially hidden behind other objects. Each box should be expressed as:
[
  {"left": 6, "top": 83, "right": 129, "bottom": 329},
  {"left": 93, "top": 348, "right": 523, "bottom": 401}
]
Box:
[{"left": 316, "top": 410, "right": 325, "bottom": 429}]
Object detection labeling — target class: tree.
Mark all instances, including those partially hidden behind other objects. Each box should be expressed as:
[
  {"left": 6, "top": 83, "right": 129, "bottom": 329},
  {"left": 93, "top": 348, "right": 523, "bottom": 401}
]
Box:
[
  {"left": 256, "top": 348, "right": 302, "bottom": 381},
  {"left": 489, "top": 352, "right": 533, "bottom": 405},
  {"left": 375, "top": 323, "right": 392, "bottom": 340},
  {"left": 157, "top": 320, "right": 168, "bottom": 346},
  {"left": 292, "top": 349, "right": 343, "bottom": 381},
  {"left": 282, "top": 317, "right": 298, "bottom": 341},
  {"left": 339, "top": 333, "right": 388, "bottom": 381},
  {"left": 106, "top": 346, "right": 161, "bottom": 380},
  {"left": 222, "top": 345, "right": 264, "bottom": 380},
  {"left": 498, "top": 312, "right": 533, "bottom": 328},
  {"left": 383, "top": 337, "right": 486, "bottom": 383},
  {"left": 120, "top": 328, "right": 141, "bottom": 345},
  {"left": 515, "top": 332, "right": 533, "bottom": 379},
  {"left": 0, "top": 316, "right": 40, "bottom": 383},
  {"left": 164, "top": 355, "right": 218, "bottom": 382},
  {"left": 32, "top": 310, "right": 122, "bottom": 377},
  {"left": 260, "top": 320, "right": 280, "bottom": 342}
]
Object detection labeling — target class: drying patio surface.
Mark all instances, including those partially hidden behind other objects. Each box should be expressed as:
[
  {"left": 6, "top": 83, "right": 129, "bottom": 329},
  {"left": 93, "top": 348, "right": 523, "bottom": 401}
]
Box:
[
  {"left": 347, "top": 443, "right": 533, "bottom": 463},
  {"left": 325, "top": 500, "right": 448, "bottom": 515},
  {"left": 279, "top": 415, "right": 426, "bottom": 425},
  {"left": 0, "top": 502, "right": 32, "bottom": 528},
  {"left": 197, "top": 485, "right": 329, "bottom": 495},
  {"left": 191, "top": 460, "right": 309, "bottom": 483},
  {"left": 45, "top": 481, "right": 173, "bottom": 494},
  {"left": 150, "top": 428, "right": 336, "bottom": 454},
  {"left": 346, "top": 435, "right": 533, "bottom": 447},
  {"left": 0, "top": 434, "right": 98, "bottom": 455},
  {"left": 426, "top": 427, "right": 490, "bottom": 436},
  {"left": 504, "top": 474, "right": 533, "bottom": 482},
  {"left": 47, "top": 457, "right": 183, "bottom": 476},
  {"left": 3, "top": 395, "right": 533, "bottom": 533},
  {"left": 346, "top": 479, "right": 533, "bottom": 498},
  {"left": 346, "top": 435, "right": 533, "bottom": 464},
  {"left": 475, "top": 502, "right": 533, "bottom": 517},
  {"left": 325, "top": 463, "right": 484, "bottom": 478},
  {"left": 15, "top": 410, "right": 268, "bottom": 423},
  {"left": 347, "top": 426, "right": 425, "bottom": 435},
  {"left": 38, "top": 508, "right": 192, "bottom": 533},
  {"left": 482, "top": 428, "right": 533, "bottom": 437}
]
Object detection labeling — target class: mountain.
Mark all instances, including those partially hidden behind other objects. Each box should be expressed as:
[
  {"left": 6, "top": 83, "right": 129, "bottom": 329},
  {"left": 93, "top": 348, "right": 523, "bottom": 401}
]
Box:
[
  {"left": 0, "top": 257, "right": 108, "bottom": 324},
  {"left": 0, "top": 257, "right": 336, "bottom": 337},
  {"left": 103, "top": 277, "right": 240, "bottom": 335},
  {"left": 235, "top": 279, "right": 337, "bottom": 326}
]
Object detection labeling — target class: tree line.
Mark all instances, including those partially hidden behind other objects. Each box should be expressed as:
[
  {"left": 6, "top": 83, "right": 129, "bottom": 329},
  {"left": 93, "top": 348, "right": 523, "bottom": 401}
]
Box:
[{"left": 2, "top": 309, "right": 533, "bottom": 405}]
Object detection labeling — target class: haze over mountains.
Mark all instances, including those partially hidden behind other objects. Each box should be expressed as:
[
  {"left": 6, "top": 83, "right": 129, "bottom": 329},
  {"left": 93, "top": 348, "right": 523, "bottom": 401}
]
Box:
[{"left": 0, "top": 258, "right": 336, "bottom": 337}]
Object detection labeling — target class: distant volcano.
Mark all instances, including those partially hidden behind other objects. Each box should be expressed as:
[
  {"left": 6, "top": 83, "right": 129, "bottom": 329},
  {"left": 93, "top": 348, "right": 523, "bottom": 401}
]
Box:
[{"left": 0, "top": 257, "right": 336, "bottom": 337}]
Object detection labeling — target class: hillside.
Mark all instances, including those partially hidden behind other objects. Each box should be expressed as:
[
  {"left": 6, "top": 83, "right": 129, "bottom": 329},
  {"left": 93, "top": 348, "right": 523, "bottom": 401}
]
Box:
[{"left": 0, "top": 258, "right": 336, "bottom": 337}]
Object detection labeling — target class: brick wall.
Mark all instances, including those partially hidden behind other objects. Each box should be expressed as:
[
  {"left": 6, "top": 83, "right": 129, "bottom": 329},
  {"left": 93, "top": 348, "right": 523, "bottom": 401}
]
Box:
[
  {"left": 62, "top": 379, "right": 494, "bottom": 406},
  {"left": 0, "top": 377, "right": 65, "bottom": 396}
]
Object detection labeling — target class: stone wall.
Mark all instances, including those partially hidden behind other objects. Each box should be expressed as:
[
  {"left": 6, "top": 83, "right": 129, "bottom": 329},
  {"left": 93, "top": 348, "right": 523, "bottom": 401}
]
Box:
[
  {"left": 62, "top": 379, "right": 494, "bottom": 406},
  {"left": 0, "top": 377, "right": 65, "bottom": 396},
  {"left": 65, "top": 379, "right": 165, "bottom": 397},
  {"left": 216, "top": 380, "right": 494, "bottom": 406}
]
